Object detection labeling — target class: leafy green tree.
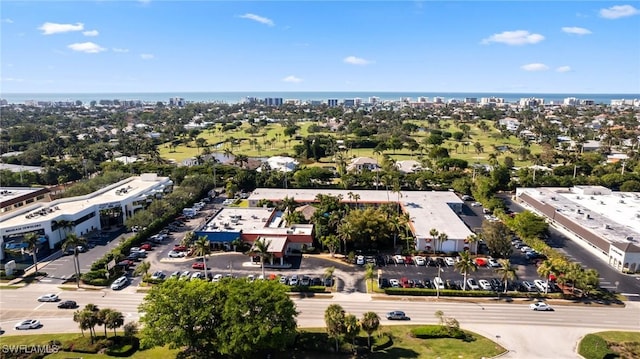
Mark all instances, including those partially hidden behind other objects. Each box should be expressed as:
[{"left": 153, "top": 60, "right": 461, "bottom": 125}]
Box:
[
  {"left": 365, "top": 263, "right": 375, "bottom": 293},
  {"left": 324, "top": 304, "right": 346, "bottom": 353},
  {"left": 61, "top": 233, "right": 87, "bottom": 287},
  {"left": 360, "top": 312, "right": 380, "bottom": 351},
  {"left": 481, "top": 220, "right": 512, "bottom": 258},
  {"left": 134, "top": 261, "right": 151, "bottom": 278},
  {"left": 320, "top": 234, "right": 340, "bottom": 257},
  {"left": 454, "top": 251, "right": 476, "bottom": 290},
  {"left": 507, "top": 211, "right": 548, "bottom": 240}
]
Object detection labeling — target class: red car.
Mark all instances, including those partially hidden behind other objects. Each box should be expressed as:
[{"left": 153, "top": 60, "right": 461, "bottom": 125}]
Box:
[
  {"left": 192, "top": 262, "right": 205, "bottom": 270},
  {"left": 173, "top": 245, "right": 187, "bottom": 252},
  {"left": 140, "top": 243, "right": 152, "bottom": 251}
]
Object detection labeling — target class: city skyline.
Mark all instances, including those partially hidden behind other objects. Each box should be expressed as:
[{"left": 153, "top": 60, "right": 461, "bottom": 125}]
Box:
[{"left": 1, "top": 1, "right": 639, "bottom": 94}]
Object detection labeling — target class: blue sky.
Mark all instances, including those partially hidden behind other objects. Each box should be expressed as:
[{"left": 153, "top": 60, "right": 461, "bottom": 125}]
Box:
[{"left": 1, "top": 1, "right": 639, "bottom": 94}]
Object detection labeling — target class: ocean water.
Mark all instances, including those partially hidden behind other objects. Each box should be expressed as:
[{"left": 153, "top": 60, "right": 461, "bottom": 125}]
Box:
[{"left": 1, "top": 91, "right": 638, "bottom": 105}]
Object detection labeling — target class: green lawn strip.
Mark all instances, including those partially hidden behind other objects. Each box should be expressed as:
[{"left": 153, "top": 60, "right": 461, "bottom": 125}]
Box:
[{"left": 578, "top": 331, "right": 640, "bottom": 359}]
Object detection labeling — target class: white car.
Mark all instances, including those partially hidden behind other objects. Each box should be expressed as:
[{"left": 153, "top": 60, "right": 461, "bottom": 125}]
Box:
[
  {"left": 433, "top": 277, "right": 445, "bottom": 289},
  {"left": 14, "top": 319, "right": 41, "bottom": 330},
  {"left": 356, "top": 255, "right": 365, "bottom": 265},
  {"left": 444, "top": 257, "right": 455, "bottom": 266},
  {"left": 478, "top": 279, "right": 492, "bottom": 290},
  {"left": 520, "top": 246, "right": 532, "bottom": 253},
  {"left": 466, "top": 278, "right": 480, "bottom": 290},
  {"left": 190, "top": 272, "right": 204, "bottom": 281},
  {"left": 37, "top": 294, "right": 59, "bottom": 302},
  {"left": 168, "top": 250, "right": 186, "bottom": 258},
  {"left": 179, "top": 271, "right": 191, "bottom": 280},
  {"left": 471, "top": 202, "right": 482, "bottom": 207},
  {"left": 389, "top": 279, "right": 400, "bottom": 288},
  {"left": 414, "top": 256, "right": 426, "bottom": 266},
  {"left": 247, "top": 274, "right": 255, "bottom": 282},
  {"left": 212, "top": 274, "right": 223, "bottom": 282},
  {"left": 488, "top": 258, "right": 501, "bottom": 268},
  {"left": 150, "top": 271, "right": 166, "bottom": 280},
  {"left": 289, "top": 275, "right": 299, "bottom": 286},
  {"left": 534, "top": 279, "right": 549, "bottom": 292},
  {"left": 530, "top": 302, "right": 553, "bottom": 311},
  {"left": 111, "top": 276, "right": 128, "bottom": 290},
  {"left": 393, "top": 255, "right": 405, "bottom": 264}
]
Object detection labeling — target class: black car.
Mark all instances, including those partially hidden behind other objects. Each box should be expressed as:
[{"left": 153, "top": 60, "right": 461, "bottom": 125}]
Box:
[
  {"left": 312, "top": 277, "right": 322, "bottom": 286},
  {"left": 57, "top": 300, "right": 77, "bottom": 309},
  {"left": 490, "top": 278, "right": 504, "bottom": 291},
  {"left": 423, "top": 279, "right": 433, "bottom": 289},
  {"left": 324, "top": 277, "right": 334, "bottom": 287}
]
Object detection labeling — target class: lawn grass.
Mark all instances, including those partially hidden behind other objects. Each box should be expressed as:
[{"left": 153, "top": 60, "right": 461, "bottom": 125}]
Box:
[
  {"left": 578, "top": 331, "right": 640, "bottom": 359},
  {"left": 0, "top": 325, "right": 505, "bottom": 359},
  {"left": 158, "top": 118, "right": 541, "bottom": 167}
]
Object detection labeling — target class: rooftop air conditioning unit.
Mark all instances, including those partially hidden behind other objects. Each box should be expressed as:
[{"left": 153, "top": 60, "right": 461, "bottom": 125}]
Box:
[
  {"left": 604, "top": 224, "right": 611, "bottom": 229},
  {"left": 584, "top": 213, "right": 590, "bottom": 219},
  {"left": 626, "top": 236, "right": 634, "bottom": 241},
  {"left": 577, "top": 209, "right": 582, "bottom": 214}
]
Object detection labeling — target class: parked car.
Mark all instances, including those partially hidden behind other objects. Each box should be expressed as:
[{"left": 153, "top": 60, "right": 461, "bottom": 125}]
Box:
[
  {"left": 169, "top": 271, "right": 181, "bottom": 279},
  {"left": 478, "top": 279, "right": 492, "bottom": 290},
  {"left": 289, "top": 274, "right": 299, "bottom": 286},
  {"left": 466, "top": 278, "right": 480, "bottom": 290},
  {"left": 444, "top": 257, "right": 455, "bottom": 266},
  {"left": 190, "top": 272, "right": 205, "bottom": 280},
  {"left": 57, "top": 300, "right": 77, "bottom": 309},
  {"left": 471, "top": 202, "right": 482, "bottom": 207},
  {"left": 433, "top": 277, "right": 445, "bottom": 289},
  {"left": 150, "top": 271, "right": 166, "bottom": 280},
  {"left": 488, "top": 258, "right": 501, "bottom": 268},
  {"left": 393, "top": 255, "right": 405, "bottom": 264},
  {"left": 389, "top": 278, "right": 400, "bottom": 288},
  {"left": 414, "top": 256, "right": 426, "bottom": 266},
  {"left": 279, "top": 275, "right": 288, "bottom": 285},
  {"left": 490, "top": 278, "right": 504, "bottom": 291},
  {"left": 37, "top": 294, "right": 59, "bottom": 302},
  {"left": 212, "top": 274, "right": 223, "bottom": 282},
  {"left": 14, "top": 319, "right": 41, "bottom": 330},
  {"left": 173, "top": 245, "right": 188, "bottom": 252},
  {"left": 356, "top": 255, "right": 365, "bottom": 265},
  {"left": 179, "top": 271, "right": 191, "bottom": 280},
  {"left": 386, "top": 311, "right": 410, "bottom": 320},
  {"left": 530, "top": 301, "right": 553, "bottom": 311},
  {"left": 534, "top": 279, "right": 549, "bottom": 293},
  {"left": 300, "top": 276, "right": 311, "bottom": 286},
  {"left": 140, "top": 243, "right": 153, "bottom": 251},
  {"left": 521, "top": 281, "right": 538, "bottom": 292},
  {"left": 312, "top": 277, "right": 323, "bottom": 286},
  {"left": 324, "top": 277, "right": 334, "bottom": 287},
  {"left": 111, "top": 276, "right": 128, "bottom": 290},
  {"left": 168, "top": 250, "right": 186, "bottom": 258}
]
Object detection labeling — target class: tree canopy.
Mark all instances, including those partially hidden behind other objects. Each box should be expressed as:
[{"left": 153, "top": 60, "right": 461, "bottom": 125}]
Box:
[{"left": 139, "top": 278, "right": 298, "bottom": 357}]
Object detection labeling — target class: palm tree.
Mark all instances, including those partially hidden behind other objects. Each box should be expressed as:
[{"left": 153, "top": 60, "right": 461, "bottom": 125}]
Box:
[
  {"left": 365, "top": 263, "right": 375, "bottom": 293},
  {"left": 97, "top": 308, "right": 114, "bottom": 337},
  {"left": 454, "top": 251, "right": 476, "bottom": 291},
  {"left": 251, "top": 237, "right": 272, "bottom": 279},
  {"left": 281, "top": 196, "right": 297, "bottom": 214},
  {"left": 193, "top": 236, "right": 211, "bottom": 279},
  {"left": 55, "top": 219, "right": 74, "bottom": 242},
  {"left": 360, "top": 312, "right": 380, "bottom": 351},
  {"left": 437, "top": 232, "right": 449, "bottom": 253},
  {"left": 536, "top": 259, "right": 556, "bottom": 295},
  {"left": 495, "top": 259, "right": 518, "bottom": 293},
  {"left": 134, "top": 261, "right": 151, "bottom": 278},
  {"left": 465, "top": 234, "right": 480, "bottom": 255},
  {"left": 344, "top": 314, "right": 359, "bottom": 353},
  {"left": 105, "top": 310, "right": 125, "bottom": 337},
  {"left": 62, "top": 233, "right": 88, "bottom": 288},
  {"left": 429, "top": 228, "right": 439, "bottom": 254},
  {"left": 324, "top": 304, "right": 346, "bottom": 353},
  {"left": 337, "top": 221, "right": 354, "bottom": 255},
  {"left": 22, "top": 232, "right": 41, "bottom": 273}
]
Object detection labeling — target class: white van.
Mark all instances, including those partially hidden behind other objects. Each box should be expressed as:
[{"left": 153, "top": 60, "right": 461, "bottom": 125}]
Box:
[{"left": 433, "top": 277, "right": 445, "bottom": 289}]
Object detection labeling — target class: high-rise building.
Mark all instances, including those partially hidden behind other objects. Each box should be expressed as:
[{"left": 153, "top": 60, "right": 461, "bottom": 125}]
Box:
[{"left": 327, "top": 99, "right": 338, "bottom": 107}]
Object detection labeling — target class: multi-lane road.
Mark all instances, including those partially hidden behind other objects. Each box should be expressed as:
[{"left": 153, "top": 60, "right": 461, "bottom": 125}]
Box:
[{"left": 1, "top": 285, "right": 639, "bottom": 359}]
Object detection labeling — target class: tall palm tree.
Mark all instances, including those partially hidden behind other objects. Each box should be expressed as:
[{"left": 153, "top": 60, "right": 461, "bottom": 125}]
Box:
[
  {"left": 360, "top": 312, "right": 380, "bottom": 352},
  {"left": 465, "top": 234, "right": 480, "bottom": 255},
  {"left": 429, "top": 228, "right": 439, "bottom": 254},
  {"left": 337, "top": 221, "right": 354, "bottom": 255},
  {"left": 364, "top": 263, "right": 375, "bottom": 293},
  {"left": 437, "top": 232, "right": 449, "bottom": 253},
  {"left": 251, "top": 237, "right": 272, "bottom": 279},
  {"left": 454, "top": 251, "right": 476, "bottom": 291},
  {"left": 22, "top": 232, "right": 41, "bottom": 273},
  {"left": 105, "top": 310, "right": 125, "bottom": 337},
  {"left": 495, "top": 259, "right": 518, "bottom": 293},
  {"left": 55, "top": 219, "right": 74, "bottom": 242},
  {"left": 193, "top": 236, "right": 211, "bottom": 279},
  {"left": 536, "top": 259, "right": 556, "bottom": 295},
  {"left": 62, "top": 233, "right": 88, "bottom": 288},
  {"left": 324, "top": 304, "right": 346, "bottom": 353}
]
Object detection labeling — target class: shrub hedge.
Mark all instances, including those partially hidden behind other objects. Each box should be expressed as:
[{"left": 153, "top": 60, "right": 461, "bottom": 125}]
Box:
[
  {"left": 288, "top": 285, "right": 328, "bottom": 293},
  {"left": 410, "top": 325, "right": 466, "bottom": 340}
]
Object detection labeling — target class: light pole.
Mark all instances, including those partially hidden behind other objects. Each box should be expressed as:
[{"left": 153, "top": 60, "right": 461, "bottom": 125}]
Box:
[{"left": 436, "top": 263, "right": 442, "bottom": 299}]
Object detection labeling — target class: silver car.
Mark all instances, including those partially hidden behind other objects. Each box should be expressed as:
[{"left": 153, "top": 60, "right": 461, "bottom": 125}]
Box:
[{"left": 15, "top": 319, "right": 41, "bottom": 330}]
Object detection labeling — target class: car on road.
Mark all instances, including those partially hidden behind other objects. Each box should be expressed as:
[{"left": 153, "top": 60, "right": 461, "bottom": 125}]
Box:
[
  {"left": 37, "top": 294, "right": 59, "bottom": 302},
  {"left": 478, "top": 279, "right": 492, "bottom": 290},
  {"left": 386, "top": 311, "right": 410, "bottom": 320},
  {"left": 168, "top": 250, "right": 186, "bottom": 258},
  {"left": 530, "top": 302, "right": 553, "bottom": 311},
  {"left": 150, "top": 271, "right": 166, "bottom": 280},
  {"left": 57, "top": 300, "right": 77, "bottom": 309},
  {"left": 111, "top": 276, "right": 128, "bottom": 290},
  {"left": 192, "top": 262, "right": 205, "bottom": 270},
  {"left": 14, "top": 319, "right": 41, "bottom": 330}
]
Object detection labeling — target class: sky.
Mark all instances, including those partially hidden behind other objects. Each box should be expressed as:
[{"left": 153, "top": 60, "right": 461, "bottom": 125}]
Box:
[{"left": 1, "top": 1, "right": 639, "bottom": 94}]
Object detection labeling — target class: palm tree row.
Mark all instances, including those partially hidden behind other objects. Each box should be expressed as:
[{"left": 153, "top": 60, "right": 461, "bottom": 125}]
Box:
[
  {"left": 325, "top": 304, "right": 381, "bottom": 353},
  {"left": 73, "top": 304, "right": 125, "bottom": 343}
]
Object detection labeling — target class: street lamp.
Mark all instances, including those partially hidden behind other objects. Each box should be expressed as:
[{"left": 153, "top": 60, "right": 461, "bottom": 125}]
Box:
[{"left": 436, "top": 263, "right": 443, "bottom": 299}]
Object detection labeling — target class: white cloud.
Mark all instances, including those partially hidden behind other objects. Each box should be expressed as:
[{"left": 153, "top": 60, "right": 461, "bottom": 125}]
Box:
[
  {"left": 2, "top": 18, "right": 13, "bottom": 24},
  {"left": 343, "top": 56, "right": 372, "bottom": 65},
  {"left": 83, "top": 30, "right": 99, "bottom": 37},
  {"left": 282, "top": 75, "right": 302, "bottom": 83},
  {"left": 67, "top": 42, "right": 106, "bottom": 53},
  {"left": 600, "top": 5, "right": 639, "bottom": 19},
  {"left": 239, "top": 13, "right": 274, "bottom": 26},
  {"left": 521, "top": 63, "right": 549, "bottom": 71},
  {"left": 556, "top": 66, "right": 572, "bottom": 73},
  {"left": 481, "top": 30, "right": 544, "bottom": 45},
  {"left": 1, "top": 77, "right": 24, "bottom": 82},
  {"left": 112, "top": 48, "right": 130, "bottom": 53},
  {"left": 38, "top": 22, "right": 84, "bottom": 35},
  {"left": 140, "top": 53, "right": 154, "bottom": 60},
  {"left": 561, "top": 26, "right": 591, "bottom": 35}
]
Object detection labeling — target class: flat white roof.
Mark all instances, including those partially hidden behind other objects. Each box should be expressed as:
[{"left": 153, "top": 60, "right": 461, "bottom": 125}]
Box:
[
  {"left": 517, "top": 187, "right": 640, "bottom": 244},
  {"left": 202, "top": 207, "right": 313, "bottom": 235},
  {"left": 0, "top": 187, "right": 44, "bottom": 204},
  {"left": 0, "top": 174, "right": 172, "bottom": 230},
  {"left": 248, "top": 188, "right": 473, "bottom": 240}
]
